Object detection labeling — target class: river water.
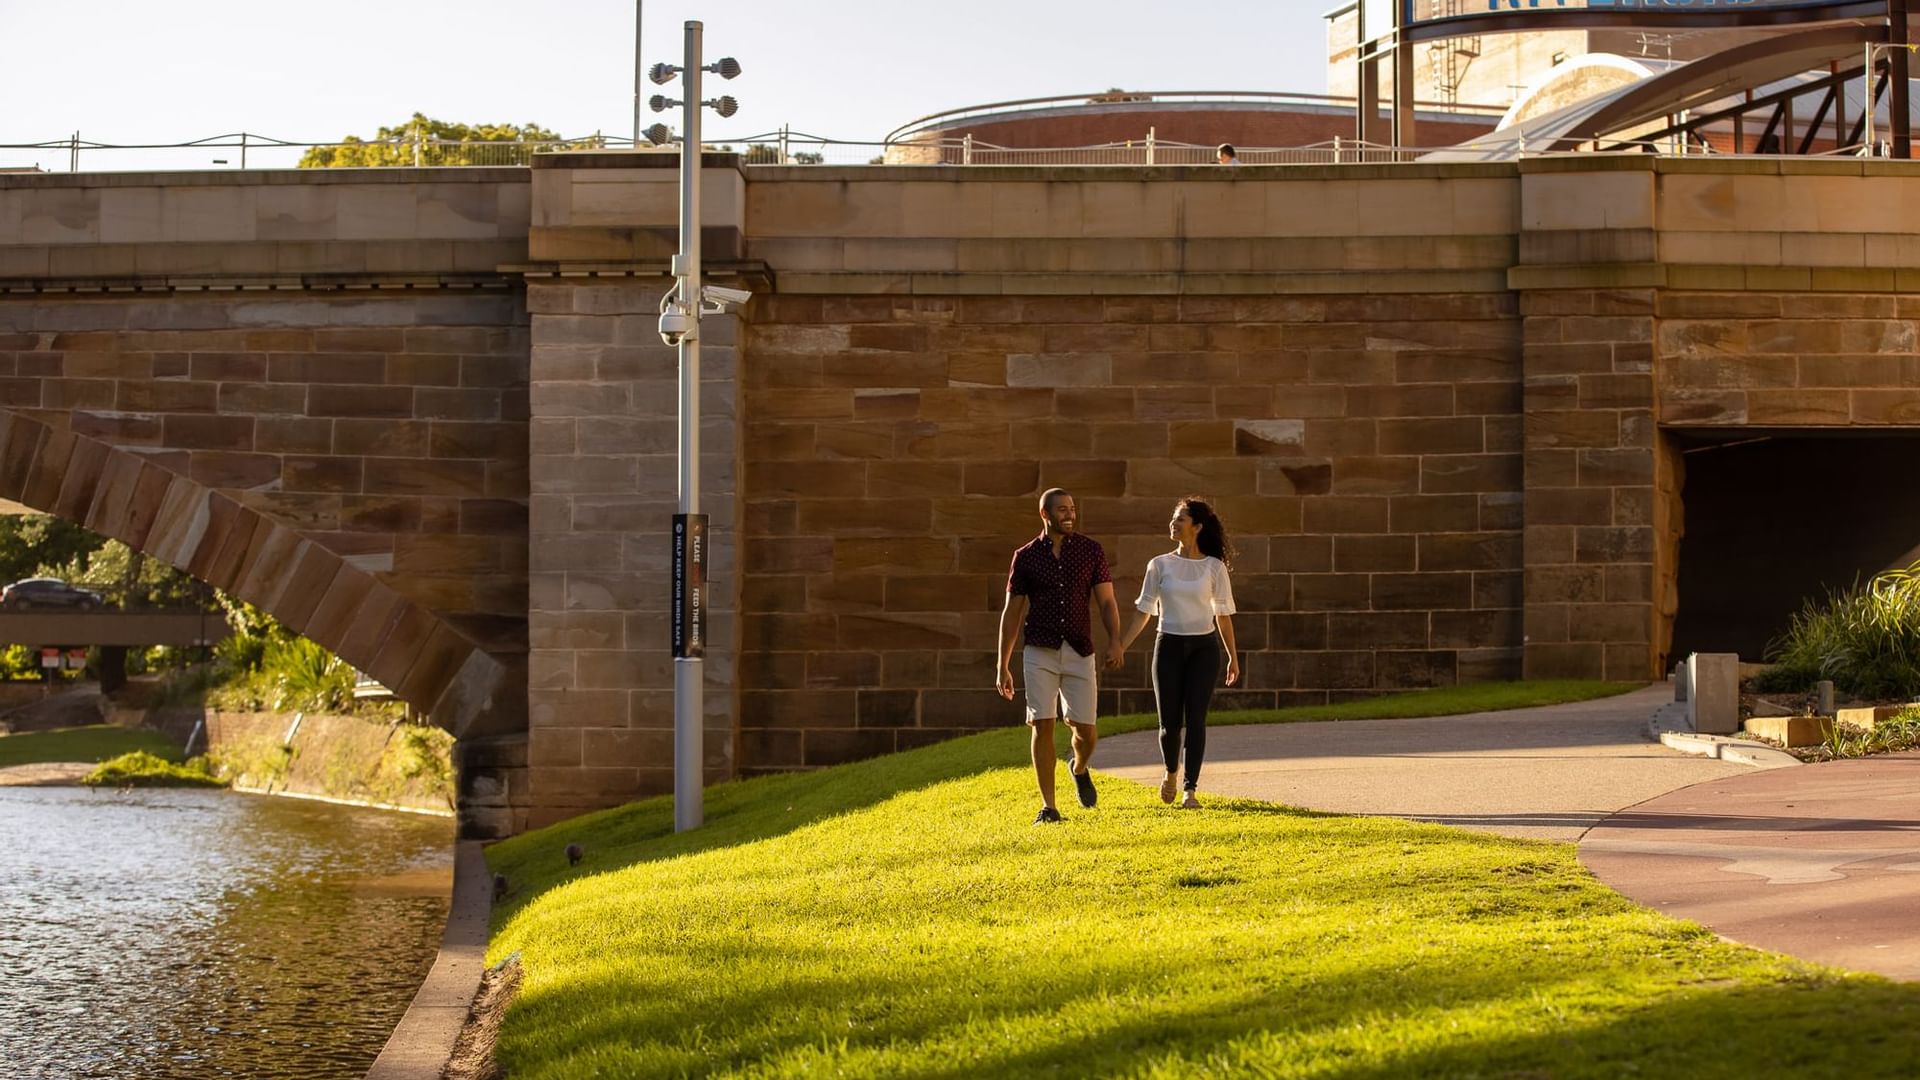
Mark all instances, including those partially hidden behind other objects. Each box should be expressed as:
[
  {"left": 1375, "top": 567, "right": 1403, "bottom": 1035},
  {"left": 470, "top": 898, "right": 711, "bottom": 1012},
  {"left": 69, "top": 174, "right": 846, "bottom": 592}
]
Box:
[{"left": 0, "top": 785, "right": 454, "bottom": 1080}]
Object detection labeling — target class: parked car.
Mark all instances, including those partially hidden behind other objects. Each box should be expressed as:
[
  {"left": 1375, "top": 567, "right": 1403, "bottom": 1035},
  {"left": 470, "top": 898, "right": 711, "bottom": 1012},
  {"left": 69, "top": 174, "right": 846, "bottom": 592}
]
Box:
[{"left": 1, "top": 578, "right": 104, "bottom": 610}]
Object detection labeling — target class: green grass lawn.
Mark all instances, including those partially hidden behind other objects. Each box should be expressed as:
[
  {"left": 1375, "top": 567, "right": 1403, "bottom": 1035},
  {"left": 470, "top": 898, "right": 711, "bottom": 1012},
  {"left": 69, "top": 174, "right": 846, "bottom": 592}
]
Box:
[
  {"left": 0, "top": 724, "right": 181, "bottom": 767},
  {"left": 486, "top": 679, "right": 1920, "bottom": 1078}
]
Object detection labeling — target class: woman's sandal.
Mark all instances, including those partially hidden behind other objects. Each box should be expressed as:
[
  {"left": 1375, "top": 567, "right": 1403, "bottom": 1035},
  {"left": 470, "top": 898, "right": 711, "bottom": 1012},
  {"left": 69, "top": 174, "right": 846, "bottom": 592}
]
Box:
[
  {"left": 1180, "top": 791, "right": 1201, "bottom": 810},
  {"left": 1160, "top": 775, "right": 1178, "bottom": 804}
]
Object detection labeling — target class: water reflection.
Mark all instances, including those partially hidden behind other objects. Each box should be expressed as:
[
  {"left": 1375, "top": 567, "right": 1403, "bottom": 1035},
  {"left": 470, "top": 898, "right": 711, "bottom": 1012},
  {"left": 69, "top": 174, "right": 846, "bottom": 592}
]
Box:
[{"left": 0, "top": 786, "right": 452, "bottom": 1080}]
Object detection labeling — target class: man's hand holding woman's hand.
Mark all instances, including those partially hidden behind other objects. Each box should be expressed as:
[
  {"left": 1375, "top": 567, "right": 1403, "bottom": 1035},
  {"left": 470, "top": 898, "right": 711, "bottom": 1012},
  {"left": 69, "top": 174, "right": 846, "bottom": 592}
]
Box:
[{"left": 1103, "top": 644, "right": 1125, "bottom": 671}]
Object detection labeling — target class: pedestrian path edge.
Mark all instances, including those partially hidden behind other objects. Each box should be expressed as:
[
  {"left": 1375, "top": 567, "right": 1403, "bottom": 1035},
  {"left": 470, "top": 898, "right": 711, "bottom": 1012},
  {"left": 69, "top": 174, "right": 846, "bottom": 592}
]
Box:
[{"left": 364, "top": 840, "right": 490, "bottom": 1080}]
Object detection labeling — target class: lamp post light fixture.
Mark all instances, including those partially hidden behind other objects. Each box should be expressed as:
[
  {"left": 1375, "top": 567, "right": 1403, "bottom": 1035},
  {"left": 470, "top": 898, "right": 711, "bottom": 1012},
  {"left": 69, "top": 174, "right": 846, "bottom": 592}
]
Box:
[{"left": 649, "top": 20, "right": 744, "bottom": 833}]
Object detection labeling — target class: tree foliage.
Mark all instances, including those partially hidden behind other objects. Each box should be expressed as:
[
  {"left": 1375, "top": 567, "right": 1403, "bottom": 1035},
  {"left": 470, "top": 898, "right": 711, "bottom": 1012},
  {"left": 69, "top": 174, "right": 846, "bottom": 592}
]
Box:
[
  {"left": 38, "top": 537, "right": 202, "bottom": 609},
  {"left": 0, "top": 515, "right": 102, "bottom": 586},
  {"left": 0, "top": 514, "right": 200, "bottom": 609},
  {"left": 298, "top": 113, "right": 596, "bottom": 167},
  {"left": 741, "top": 143, "right": 824, "bottom": 165}
]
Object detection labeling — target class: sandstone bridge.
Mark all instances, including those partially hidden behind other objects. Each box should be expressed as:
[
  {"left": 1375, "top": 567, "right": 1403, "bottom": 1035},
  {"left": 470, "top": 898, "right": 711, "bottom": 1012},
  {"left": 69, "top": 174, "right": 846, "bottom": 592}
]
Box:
[{"left": 3, "top": 154, "right": 1917, "bottom": 835}]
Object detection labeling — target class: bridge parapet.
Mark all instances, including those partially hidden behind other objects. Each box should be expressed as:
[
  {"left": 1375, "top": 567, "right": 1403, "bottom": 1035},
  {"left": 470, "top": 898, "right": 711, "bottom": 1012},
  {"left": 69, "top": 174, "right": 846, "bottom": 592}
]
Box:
[{"left": 0, "top": 167, "right": 528, "bottom": 289}]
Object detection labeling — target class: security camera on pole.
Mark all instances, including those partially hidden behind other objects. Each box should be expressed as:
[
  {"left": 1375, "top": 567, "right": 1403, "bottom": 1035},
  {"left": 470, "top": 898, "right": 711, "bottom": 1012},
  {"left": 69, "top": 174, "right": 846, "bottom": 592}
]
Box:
[{"left": 648, "top": 20, "right": 744, "bottom": 833}]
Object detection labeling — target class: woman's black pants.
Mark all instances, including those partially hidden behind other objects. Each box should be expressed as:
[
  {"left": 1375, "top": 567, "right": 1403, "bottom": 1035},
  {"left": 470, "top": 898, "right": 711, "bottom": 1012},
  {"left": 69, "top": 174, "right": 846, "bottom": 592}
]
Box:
[{"left": 1152, "top": 631, "right": 1221, "bottom": 790}]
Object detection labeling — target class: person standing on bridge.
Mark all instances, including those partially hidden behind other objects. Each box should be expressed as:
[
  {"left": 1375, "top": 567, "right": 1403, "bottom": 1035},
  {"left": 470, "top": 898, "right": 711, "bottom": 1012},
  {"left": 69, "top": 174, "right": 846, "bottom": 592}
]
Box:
[
  {"left": 1110, "top": 497, "right": 1240, "bottom": 809},
  {"left": 996, "top": 488, "right": 1123, "bottom": 825}
]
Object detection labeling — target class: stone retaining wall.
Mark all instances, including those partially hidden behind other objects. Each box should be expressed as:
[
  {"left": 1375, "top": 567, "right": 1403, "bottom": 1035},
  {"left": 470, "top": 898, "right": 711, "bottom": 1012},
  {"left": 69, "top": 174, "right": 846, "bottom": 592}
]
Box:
[{"left": 197, "top": 709, "right": 455, "bottom": 815}]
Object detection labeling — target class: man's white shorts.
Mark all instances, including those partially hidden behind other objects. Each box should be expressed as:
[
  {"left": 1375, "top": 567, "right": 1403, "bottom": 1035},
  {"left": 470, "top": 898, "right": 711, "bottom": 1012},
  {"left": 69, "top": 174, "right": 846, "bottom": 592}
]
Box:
[{"left": 1022, "top": 643, "right": 1097, "bottom": 727}]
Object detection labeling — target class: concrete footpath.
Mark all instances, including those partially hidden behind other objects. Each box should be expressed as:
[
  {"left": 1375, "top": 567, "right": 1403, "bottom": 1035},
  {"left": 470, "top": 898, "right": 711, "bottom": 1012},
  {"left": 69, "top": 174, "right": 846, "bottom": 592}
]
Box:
[
  {"left": 1097, "top": 684, "right": 1745, "bottom": 840},
  {"left": 1582, "top": 753, "right": 1920, "bottom": 980},
  {"left": 1098, "top": 685, "right": 1920, "bottom": 981}
]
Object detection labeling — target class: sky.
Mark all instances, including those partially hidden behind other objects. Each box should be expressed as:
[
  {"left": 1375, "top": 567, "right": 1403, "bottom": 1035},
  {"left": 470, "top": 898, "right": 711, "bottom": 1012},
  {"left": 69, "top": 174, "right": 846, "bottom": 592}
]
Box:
[{"left": 0, "top": 0, "right": 1330, "bottom": 171}]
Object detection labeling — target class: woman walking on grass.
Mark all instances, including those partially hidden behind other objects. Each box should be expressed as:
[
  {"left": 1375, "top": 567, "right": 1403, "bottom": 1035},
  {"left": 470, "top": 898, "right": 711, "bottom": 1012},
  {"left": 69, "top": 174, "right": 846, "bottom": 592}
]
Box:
[{"left": 1109, "top": 497, "right": 1240, "bottom": 808}]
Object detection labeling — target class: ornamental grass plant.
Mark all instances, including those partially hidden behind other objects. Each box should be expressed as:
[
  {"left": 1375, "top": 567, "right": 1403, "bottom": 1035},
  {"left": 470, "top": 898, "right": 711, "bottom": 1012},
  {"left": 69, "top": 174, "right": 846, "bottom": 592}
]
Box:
[
  {"left": 1818, "top": 705, "right": 1920, "bottom": 760},
  {"left": 1763, "top": 561, "right": 1920, "bottom": 698}
]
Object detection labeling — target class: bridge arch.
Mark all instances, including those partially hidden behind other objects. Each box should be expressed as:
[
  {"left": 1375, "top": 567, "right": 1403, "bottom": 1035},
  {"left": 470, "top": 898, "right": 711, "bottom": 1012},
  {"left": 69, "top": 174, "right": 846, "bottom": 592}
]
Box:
[{"left": 0, "top": 409, "right": 518, "bottom": 741}]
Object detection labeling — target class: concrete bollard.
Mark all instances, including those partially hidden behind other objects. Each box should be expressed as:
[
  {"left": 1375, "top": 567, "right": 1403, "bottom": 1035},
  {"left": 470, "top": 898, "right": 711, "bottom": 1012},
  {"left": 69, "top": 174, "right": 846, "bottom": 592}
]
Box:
[
  {"left": 1674, "top": 657, "right": 1690, "bottom": 703},
  {"left": 1816, "top": 680, "right": 1836, "bottom": 716},
  {"left": 1687, "top": 653, "right": 1741, "bottom": 735}
]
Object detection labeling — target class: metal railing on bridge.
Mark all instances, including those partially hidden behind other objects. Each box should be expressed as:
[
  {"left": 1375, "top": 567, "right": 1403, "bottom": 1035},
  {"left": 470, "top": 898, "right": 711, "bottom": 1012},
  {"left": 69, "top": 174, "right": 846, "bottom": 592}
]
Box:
[
  {"left": 2, "top": 122, "right": 1902, "bottom": 174},
  {"left": 0, "top": 129, "right": 1476, "bottom": 172}
]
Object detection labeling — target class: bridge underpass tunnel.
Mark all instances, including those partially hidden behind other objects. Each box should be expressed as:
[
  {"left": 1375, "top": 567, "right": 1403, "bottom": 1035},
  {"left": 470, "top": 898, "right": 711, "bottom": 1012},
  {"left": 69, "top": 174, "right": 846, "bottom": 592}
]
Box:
[{"left": 1668, "top": 430, "right": 1920, "bottom": 664}]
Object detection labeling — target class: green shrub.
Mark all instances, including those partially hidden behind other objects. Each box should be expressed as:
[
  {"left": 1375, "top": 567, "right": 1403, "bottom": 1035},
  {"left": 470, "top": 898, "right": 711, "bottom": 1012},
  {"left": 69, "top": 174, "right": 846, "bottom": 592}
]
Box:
[
  {"left": 1767, "top": 560, "right": 1920, "bottom": 699},
  {"left": 388, "top": 722, "right": 456, "bottom": 808},
  {"left": 83, "top": 750, "right": 224, "bottom": 788},
  {"left": 262, "top": 636, "right": 354, "bottom": 712},
  {"left": 197, "top": 636, "right": 357, "bottom": 715},
  {"left": 0, "top": 643, "right": 41, "bottom": 681}
]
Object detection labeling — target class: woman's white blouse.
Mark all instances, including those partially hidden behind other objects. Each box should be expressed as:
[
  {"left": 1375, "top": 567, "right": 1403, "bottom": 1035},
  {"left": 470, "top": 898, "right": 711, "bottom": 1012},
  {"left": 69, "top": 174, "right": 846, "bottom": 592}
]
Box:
[{"left": 1134, "top": 553, "right": 1236, "bottom": 635}]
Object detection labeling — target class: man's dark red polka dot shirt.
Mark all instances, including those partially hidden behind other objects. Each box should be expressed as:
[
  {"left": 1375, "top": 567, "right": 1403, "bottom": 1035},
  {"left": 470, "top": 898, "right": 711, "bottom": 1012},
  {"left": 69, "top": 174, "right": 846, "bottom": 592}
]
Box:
[{"left": 1006, "top": 531, "right": 1112, "bottom": 657}]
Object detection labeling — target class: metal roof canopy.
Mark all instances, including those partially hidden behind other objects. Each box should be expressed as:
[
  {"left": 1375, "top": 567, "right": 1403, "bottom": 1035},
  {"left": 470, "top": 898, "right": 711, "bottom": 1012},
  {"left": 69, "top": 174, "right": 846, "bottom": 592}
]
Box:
[
  {"left": 1353, "top": 0, "right": 1911, "bottom": 156},
  {"left": 1421, "top": 24, "right": 1894, "bottom": 159}
]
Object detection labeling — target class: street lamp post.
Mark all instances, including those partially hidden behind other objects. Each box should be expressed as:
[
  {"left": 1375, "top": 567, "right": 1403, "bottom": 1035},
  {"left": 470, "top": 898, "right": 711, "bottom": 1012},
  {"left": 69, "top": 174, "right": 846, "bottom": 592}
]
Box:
[
  {"left": 631, "top": 1, "right": 643, "bottom": 146},
  {"left": 649, "top": 21, "right": 743, "bottom": 833}
]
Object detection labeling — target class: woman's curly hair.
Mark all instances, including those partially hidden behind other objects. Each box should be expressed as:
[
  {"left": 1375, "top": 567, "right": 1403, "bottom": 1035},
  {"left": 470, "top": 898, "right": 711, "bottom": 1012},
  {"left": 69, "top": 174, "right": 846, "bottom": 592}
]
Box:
[{"left": 1179, "top": 497, "right": 1234, "bottom": 570}]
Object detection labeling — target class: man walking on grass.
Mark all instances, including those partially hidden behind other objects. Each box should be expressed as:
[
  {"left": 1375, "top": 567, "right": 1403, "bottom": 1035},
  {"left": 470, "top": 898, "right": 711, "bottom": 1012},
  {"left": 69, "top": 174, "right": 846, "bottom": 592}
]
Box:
[{"left": 996, "top": 488, "right": 1123, "bottom": 824}]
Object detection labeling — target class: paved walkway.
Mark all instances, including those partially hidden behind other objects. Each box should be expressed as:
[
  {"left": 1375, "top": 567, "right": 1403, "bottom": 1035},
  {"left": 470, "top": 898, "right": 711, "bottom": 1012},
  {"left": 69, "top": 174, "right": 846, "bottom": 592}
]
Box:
[
  {"left": 1098, "top": 686, "right": 1920, "bottom": 980},
  {"left": 1582, "top": 753, "right": 1920, "bottom": 980},
  {"left": 1097, "top": 684, "right": 1745, "bottom": 840}
]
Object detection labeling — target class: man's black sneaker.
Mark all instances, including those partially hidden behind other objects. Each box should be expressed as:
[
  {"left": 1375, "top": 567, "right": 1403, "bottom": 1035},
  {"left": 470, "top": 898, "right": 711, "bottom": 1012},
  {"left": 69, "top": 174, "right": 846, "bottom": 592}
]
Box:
[
  {"left": 1071, "top": 765, "right": 1097, "bottom": 809},
  {"left": 1033, "top": 806, "right": 1064, "bottom": 825}
]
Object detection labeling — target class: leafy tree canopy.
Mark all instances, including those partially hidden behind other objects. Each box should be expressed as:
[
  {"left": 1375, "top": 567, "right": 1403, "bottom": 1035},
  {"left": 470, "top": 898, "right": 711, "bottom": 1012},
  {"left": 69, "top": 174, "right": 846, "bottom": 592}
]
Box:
[
  {"left": 298, "top": 113, "right": 594, "bottom": 167},
  {"left": 0, "top": 513, "right": 203, "bottom": 609},
  {"left": 740, "top": 142, "right": 824, "bottom": 165},
  {"left": 38, "top": 537, "right": 203, "bottom": 610},
  {"left": 0, "top": 515, "right": 102, "bottom": 586}
]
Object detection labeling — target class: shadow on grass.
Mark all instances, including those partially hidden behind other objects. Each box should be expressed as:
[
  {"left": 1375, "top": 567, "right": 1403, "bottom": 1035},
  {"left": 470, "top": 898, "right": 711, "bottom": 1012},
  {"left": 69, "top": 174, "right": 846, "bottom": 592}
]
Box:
[
  {"left": 498, "top": 936, "right": 1920, "bottom": 1079},
  {"left": 1320, "top": 979, "right": 1920, "bottom": 1080},
  {"left": 498, "top": 942, "right": 1570, "bottom": 1077},
  {"left": 488, "top": 725, "right": 1057, "bottom": 921}
]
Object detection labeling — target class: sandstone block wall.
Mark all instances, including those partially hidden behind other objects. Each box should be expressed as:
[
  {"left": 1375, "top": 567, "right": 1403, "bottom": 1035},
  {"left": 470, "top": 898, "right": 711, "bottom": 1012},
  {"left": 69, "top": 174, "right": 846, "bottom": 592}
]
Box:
[
  {"left": 522, "top": 280, "right": 739, "bottom": 828},
  {"left": 0, "top": 293, "right": 531, "bottom": 655},
  {"left": 738, "top": 290, "right": 1527, "bottom": 771},
  {"left": 1657, "top": 291, "right": 1920, "bottom": 428},
  {"left": 1518, "top": 287, "right": 1660, "bottom": 681}
]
